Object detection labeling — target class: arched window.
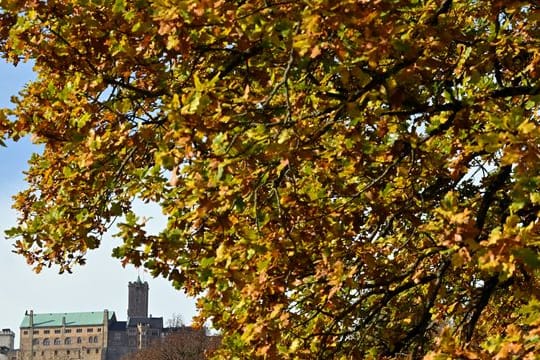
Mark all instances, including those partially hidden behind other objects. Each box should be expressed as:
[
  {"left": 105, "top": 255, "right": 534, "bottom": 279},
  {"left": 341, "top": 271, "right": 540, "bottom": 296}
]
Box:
[
  {"left": 65, "top": 337, "right": 71, "bottom": 345},
  {"left": 89, "top": 336, "right": 93, "bottom": 343},
  {"left": 77, "top": 337, "right": 82, "bottom": 344},
  {"left": 42, "top": 338, "right": 50, "bottom": 346},
  {"left": 93, "top": 336, "right": 98, "bottom": 343},
  {"left": 32, "top": 339, "right": 39, "bottom": 345},
  {"left": 54, "top": 338, "right": 61, "bottom": 345}
]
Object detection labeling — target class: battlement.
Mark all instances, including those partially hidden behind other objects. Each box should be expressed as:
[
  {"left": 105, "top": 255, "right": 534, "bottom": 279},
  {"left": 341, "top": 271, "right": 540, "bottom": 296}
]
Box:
[{"left": 128, "top": 276, "right": 149, "bottom": 288}]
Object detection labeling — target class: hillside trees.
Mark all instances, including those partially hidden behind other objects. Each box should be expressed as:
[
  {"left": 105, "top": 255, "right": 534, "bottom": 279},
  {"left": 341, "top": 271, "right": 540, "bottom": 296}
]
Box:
[
  {"left": 0, "top": 0, "right": 539, "bottom": 358},
  {"left": 128, "top": 327, "right": 220, "bottom": 360}
]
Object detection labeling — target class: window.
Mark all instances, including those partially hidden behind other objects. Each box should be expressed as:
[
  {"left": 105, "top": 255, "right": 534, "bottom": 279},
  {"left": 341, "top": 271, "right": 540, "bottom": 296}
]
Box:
[
  {"left": 23, "top": 330, "right": 28, "bottom": 335},
  {"left": 43, "top": 338, "right": 50, "bottom": 346},
  {"left": 67, "top": 350, "right": 70, "bottom": 355},
  {"left": 54, "top": 338, "right": 61, "bottom": 345},
  {"left": 65, "top": 338, "right": 71, "bottom": 345},
  {"left": 97, "top": 328, "right": 102, "bottom": 332},
  {"left": 32, "top": 339, "right": 39, "bottom": 345},
  {"left": 54, "top": 350, "right": 58, "bottom": 356},
  {"left": 54, "top": 329, "right": 61, "bottom": 334},
  {"left": 33, "top": 330, "right": 39, "bottom": 335},
  {"left": 77, "top": 337, "right": 82, "bottom": 344},
  {"left": 43, "top": 330, "right": 50, "bottom": 334},
  {"left": 87, "top": 328, "right": 93, "bottom": 332},
  {"left": 76, "top": 328, "right": 82, "bottom": 333},
  {"left": 86, "top": 349, "right": 90, "bottom": 354},
  {"left": 89, "top": 336, "right": 93, "bottom": 343},
  {"left": 96, "top": 349, "right": 99, "bottom": 354},
  {"left": 64, "top": 329, "right": 71, "bottom": 333},
  {"left": 93, "top": 336, "right": 98, "bottom": 343}
]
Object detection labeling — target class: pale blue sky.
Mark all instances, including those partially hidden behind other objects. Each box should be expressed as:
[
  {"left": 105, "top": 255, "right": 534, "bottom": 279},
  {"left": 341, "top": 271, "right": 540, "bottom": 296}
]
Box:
[{"left": 0, "top": 60, "right": 196, "bottom": 346}]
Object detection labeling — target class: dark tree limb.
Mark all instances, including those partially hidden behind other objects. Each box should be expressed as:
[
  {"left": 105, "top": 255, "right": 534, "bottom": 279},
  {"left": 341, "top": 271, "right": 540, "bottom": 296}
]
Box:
[
  {"left": 475, "top": 165, "right": 512, "bottom": 237},
  {"left": 390, "top": 260, "right": 450, "bottom": 356},
  {"left": 464, "top": 275, "right": 498, "bottom": 342},
  {"left": 491, "top": 85, "right": 539, "bottom": 98},
  {"left": 428, "top": 0, "right": 453, "bottom": 25}
]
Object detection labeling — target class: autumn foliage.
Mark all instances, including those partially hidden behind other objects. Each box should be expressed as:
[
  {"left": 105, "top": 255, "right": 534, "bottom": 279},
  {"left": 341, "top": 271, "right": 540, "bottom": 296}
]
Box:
[
  {"left": 1, "top": 0, "right": 540, "bottom": 358},
  {"left": 128, "top": 327, "right": 219, "bottom": 360}
]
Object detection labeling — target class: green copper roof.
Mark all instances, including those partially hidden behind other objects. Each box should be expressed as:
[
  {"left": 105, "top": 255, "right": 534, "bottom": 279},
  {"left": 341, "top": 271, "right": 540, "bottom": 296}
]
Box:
[{"left": 20, "top": 311, "right": 115, "bottom": 328}]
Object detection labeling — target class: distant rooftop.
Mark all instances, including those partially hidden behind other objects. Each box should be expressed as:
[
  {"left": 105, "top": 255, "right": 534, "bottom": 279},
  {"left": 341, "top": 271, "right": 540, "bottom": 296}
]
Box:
[
  {"left": 20, "top": 311, "right": 115, "bottom": 328},
  {"left": 127, "top": 316, "right": 163, "bottom": 329}
]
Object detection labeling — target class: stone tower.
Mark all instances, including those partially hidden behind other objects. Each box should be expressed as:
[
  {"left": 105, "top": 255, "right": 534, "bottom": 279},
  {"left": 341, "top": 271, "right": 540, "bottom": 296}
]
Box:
[
  {"left": 128, "top": 276, "right": 149, "bottom": 318},
  {"left": 0, "top": 328, "right": 15, "bottom": 360}
]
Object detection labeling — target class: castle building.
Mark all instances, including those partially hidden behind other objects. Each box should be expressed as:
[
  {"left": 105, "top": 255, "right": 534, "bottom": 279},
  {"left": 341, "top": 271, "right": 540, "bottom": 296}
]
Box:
[
  {"left": 17, "top": 278, "right": 164, "bottom": 360},
  {"left": 18, "top": 310, "right": 112, "bottom": 360},
  {"left": 107, "top": 277, "right": 163, "bottom": 360},
  {"left": 0, "top": 329, "right": 16, "bottom": 360}
]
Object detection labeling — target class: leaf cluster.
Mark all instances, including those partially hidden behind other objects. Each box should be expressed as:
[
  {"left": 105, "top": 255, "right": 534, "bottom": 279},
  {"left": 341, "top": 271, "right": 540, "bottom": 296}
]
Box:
[{"left": 1, "top": 0, "right": 539, "bottom": 358}]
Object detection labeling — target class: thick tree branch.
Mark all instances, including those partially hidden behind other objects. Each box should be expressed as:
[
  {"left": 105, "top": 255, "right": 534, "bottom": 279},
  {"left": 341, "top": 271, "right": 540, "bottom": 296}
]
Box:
[
  {"left": 428, "top": 0, "right": 453, "bottom": 25},
  {"left": 491, "top": 85, "right": 539, "bottom": 98},
  {"left": 390, "top": 260, "right": 450, "bottom": 355},
  {"left": 218, "top": 43, "right": 264, "bottom": 79},
  {"left": 475, "top": 165, "right": 512, "bottom": 237},
  {"left": 464, "top": 275, "right": 498, "bottom": 342}
]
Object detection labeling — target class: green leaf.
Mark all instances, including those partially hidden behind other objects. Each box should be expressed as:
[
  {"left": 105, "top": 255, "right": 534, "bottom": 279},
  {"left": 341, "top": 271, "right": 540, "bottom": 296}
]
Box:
[{"left": 514, "top": 248, "right": 540, "bottom": 269}]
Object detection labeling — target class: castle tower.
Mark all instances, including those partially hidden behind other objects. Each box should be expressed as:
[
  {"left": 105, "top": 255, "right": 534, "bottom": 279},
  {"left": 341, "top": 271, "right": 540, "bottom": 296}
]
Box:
[
  {"left": 0, "top": 328, "right": 15, "bottom": 360},
  {"left": 128, "top": 276, "right": 149, "bottom": 318}
]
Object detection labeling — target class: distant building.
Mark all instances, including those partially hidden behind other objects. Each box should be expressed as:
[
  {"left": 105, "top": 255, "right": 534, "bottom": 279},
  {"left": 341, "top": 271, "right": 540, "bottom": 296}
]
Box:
[
  {"left": 17, "top": 278, "right": 165, "bottom": 360},
  {"left": 127, "top": 280, "right": 149, "bottom": 318},
  {"left": 107, "top": 277, "right": 163, "bottom": 360},
  {"left": 18, "top": 310, "right": 113, "bottom": 360},
  {"left": 0, "top": 329, "right": 16, "bottom": 360}
]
